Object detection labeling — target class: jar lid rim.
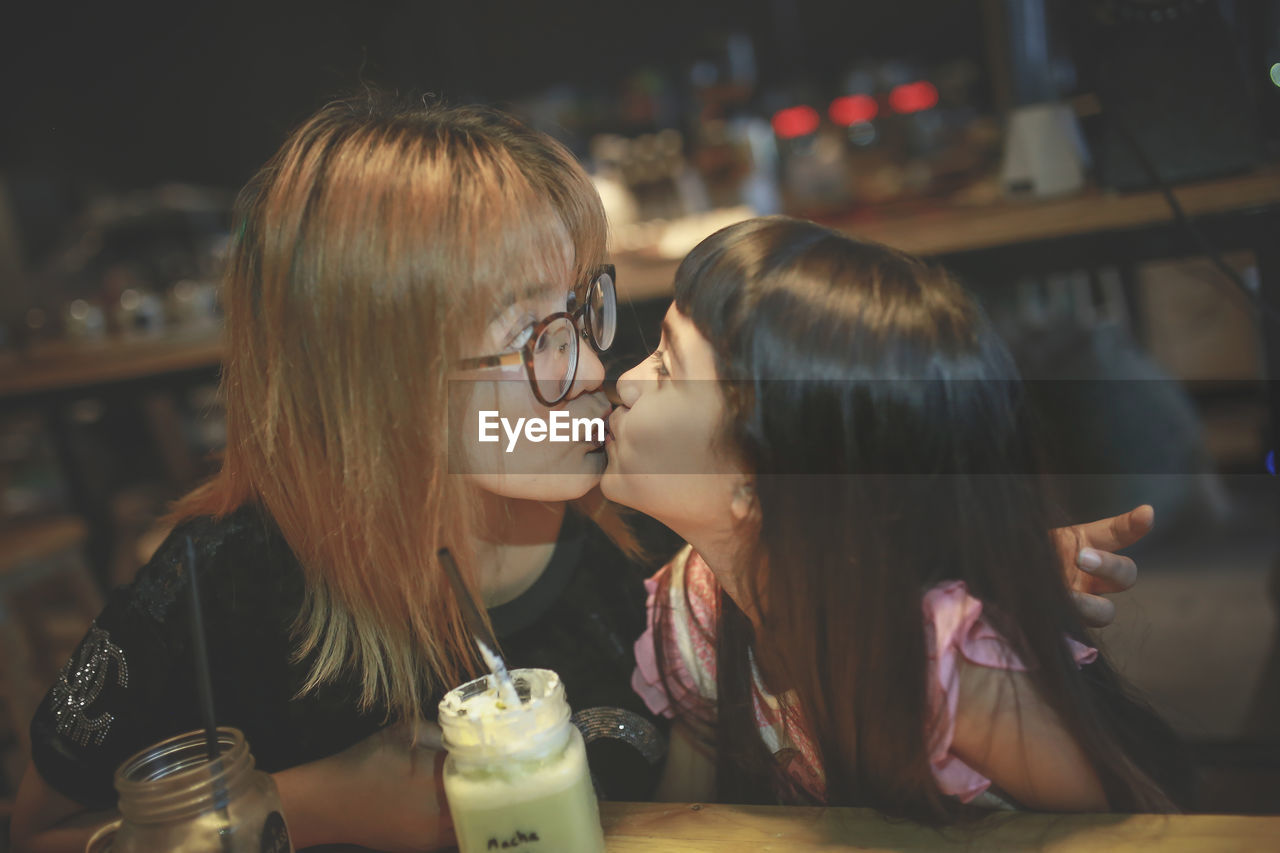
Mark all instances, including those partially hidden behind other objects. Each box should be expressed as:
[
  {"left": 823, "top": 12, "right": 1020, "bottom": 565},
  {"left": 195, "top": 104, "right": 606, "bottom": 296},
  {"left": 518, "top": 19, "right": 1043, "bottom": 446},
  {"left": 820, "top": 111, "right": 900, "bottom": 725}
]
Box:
[{"left": 114, "top": 726, "right": 249, "bottom": 793}]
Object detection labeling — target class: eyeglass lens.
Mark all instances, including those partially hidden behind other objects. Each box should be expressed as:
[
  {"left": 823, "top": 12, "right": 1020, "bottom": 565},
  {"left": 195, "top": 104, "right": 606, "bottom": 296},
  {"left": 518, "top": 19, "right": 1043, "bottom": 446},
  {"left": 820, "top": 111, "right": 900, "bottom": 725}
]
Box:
[
  {"left": 532, "top": 316, "right": 579, "bottom": 402},
  {"left": 589, "top": 270, "right": 617, "bottom": 351}
]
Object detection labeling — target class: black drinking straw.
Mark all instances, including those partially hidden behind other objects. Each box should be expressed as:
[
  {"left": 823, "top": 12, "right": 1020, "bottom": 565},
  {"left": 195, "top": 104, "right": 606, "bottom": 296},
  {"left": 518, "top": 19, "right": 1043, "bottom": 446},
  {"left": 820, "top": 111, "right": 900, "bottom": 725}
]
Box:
[
  {"left": 185, "top": 536, "right": 220, "bottom": 764},
  {"left": 186, "top": 537, "right": 234, "bottom": 852}
]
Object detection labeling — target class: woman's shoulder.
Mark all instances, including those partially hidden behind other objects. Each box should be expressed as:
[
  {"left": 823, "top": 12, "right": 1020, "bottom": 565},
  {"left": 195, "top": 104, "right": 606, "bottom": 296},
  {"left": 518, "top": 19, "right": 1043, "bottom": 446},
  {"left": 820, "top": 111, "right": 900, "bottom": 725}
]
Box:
[
  {"left": 127, "top": 503, "right": 303, "bottom": 623},
  {"left": 28, "top": 504, "right": 313, "bottom": 808}
]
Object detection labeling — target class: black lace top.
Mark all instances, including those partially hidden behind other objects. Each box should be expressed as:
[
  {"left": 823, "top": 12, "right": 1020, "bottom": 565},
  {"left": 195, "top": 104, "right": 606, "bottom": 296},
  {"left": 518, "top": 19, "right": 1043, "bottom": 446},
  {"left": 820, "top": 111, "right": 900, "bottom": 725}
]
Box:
[{"left": 31, "top": 504, "right": 666, "bottom": 809}]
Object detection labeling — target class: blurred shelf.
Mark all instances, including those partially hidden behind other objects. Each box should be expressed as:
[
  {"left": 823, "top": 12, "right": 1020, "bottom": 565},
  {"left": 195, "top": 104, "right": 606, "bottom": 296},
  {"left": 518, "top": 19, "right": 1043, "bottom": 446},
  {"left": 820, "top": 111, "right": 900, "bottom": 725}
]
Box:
[
  {"left": 613, "top": 165, "right": 1280, "bottom": 302},
  {"left": 826, "top": 164, "right": 1280, "bottom": 258},
  {"left": 0, "top": 328, "right": 224, "bottom": 403},
  {"left": 0, "top": 516, "right": 87, "bottom": 575}
]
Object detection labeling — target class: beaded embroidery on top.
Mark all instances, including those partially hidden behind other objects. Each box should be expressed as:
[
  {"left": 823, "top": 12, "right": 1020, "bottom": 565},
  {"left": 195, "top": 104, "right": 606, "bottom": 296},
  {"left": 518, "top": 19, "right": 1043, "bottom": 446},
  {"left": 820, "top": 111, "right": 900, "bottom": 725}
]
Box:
[
  {"left": 50, "top": 622, "right": 129, "bottom": 747},
  {"left": 571, "top": 706, "right": 666, "bottom": 766},
  {"left": 571, "top": 706, "right": 667, "bottom": 800}
]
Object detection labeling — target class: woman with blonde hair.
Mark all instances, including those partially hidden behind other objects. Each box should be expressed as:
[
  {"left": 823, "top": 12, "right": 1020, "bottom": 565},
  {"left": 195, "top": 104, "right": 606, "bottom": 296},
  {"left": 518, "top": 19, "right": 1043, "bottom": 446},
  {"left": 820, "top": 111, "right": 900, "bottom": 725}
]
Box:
[
  {"left": 12, "top": 94, "right": 658, "bottom": 852},
  {"left": 12, "top": 98, "right": 1146, "bottom": 852}
]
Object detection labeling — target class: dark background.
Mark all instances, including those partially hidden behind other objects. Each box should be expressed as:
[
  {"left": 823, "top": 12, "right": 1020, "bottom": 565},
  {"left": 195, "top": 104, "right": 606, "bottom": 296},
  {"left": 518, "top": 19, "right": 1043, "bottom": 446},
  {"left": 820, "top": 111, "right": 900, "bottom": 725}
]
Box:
[
  {"left": 1, "top": 0, "right": 1279, "bottom": 819},
  {"left": 0, "top": 0, "right": 987, "bottom": 188}
]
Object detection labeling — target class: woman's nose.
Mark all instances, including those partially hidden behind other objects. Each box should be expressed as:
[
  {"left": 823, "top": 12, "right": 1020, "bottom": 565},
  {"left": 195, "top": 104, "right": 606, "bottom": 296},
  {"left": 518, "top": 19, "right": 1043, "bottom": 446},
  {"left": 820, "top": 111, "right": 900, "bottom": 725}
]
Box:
[{"left": 567, "top": 340, "right": 606, "bottom": 398}]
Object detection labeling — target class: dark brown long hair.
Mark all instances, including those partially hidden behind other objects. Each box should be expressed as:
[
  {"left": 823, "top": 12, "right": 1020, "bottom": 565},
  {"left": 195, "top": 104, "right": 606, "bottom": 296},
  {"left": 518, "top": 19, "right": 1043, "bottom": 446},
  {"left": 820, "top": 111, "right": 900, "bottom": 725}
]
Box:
[{"left": 658, "top": 216, "right": 1188, "bottom": 820}]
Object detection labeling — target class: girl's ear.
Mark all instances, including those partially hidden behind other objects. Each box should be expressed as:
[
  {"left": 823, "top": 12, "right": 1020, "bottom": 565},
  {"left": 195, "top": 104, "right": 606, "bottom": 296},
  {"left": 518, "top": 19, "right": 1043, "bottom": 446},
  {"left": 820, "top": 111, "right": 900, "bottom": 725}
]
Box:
[{"left": 730, "top": 479, "right": 758, "bottom": 523}]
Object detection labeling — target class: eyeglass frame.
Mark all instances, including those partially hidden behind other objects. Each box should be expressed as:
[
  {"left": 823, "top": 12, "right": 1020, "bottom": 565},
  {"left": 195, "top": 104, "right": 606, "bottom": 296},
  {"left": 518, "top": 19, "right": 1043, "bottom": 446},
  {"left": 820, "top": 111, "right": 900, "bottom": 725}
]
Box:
[{"left": 453, "top": 264, "right": 616, "bottom": 407}]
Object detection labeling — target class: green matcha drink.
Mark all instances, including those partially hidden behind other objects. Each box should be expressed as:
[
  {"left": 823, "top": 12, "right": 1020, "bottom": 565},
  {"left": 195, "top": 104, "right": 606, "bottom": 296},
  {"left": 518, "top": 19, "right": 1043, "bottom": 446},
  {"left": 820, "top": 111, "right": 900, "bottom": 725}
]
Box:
[{"left": 439, "top": 668, "right": 604, "bottom": 853}]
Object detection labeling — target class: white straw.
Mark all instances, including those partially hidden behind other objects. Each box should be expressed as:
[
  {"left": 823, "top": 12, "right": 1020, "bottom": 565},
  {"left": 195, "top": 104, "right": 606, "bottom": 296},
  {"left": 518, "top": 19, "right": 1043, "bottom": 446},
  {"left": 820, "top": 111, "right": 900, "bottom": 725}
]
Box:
[{"left": 476, "top": 638, "right": 522, "bottom": 709}]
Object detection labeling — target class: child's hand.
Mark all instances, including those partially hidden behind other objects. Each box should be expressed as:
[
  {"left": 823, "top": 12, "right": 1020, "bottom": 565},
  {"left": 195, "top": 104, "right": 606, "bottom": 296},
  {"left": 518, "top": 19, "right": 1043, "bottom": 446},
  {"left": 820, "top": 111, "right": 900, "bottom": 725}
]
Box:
[{"left": 1054, "top": 505, "right": 1152, "bottom": 628}]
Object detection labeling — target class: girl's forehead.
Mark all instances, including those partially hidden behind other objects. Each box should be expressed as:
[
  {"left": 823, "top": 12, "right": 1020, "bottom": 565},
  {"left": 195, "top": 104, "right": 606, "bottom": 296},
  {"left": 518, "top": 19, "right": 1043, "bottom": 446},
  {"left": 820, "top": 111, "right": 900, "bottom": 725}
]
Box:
[{"left": 662, "top": 302, "right": 722, "bottom": 379}]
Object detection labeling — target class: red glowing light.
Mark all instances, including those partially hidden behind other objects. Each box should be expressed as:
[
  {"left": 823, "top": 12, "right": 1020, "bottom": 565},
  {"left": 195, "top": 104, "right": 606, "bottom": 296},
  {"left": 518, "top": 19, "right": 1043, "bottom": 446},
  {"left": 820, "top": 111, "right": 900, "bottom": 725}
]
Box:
[
  {"left": 771, "top": 105, "right": 821, "bottom": 139},
  {"left": 828, "top": 94, "right": 878, "bottom": 126},
  {"left": 888, "top": 81, "right": 939, "bottom": 114}
]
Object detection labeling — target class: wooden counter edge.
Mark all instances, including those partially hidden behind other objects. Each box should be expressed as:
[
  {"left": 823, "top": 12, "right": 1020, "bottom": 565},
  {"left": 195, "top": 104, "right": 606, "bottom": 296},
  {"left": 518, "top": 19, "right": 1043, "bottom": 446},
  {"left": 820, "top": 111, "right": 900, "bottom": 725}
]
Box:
[
  {"left": 0, "top": 332, "right": 224, "bottom": 400},
  {"left": 611, "top": 167, "right": 1280, "bottom": 304},
  {"left": 599, "top": 802, "right": 1280, "bottom": 850}
]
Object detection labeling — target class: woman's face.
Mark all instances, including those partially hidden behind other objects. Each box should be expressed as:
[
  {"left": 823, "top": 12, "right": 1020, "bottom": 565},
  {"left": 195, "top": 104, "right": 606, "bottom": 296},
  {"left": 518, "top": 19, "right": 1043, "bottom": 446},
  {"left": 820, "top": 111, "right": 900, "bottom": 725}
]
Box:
[
  {"left": 601, "top": 302, "right": 747, "bottom": 539},
  {"left": 455, "top": 276, "right": 612, "bottom": 502}
]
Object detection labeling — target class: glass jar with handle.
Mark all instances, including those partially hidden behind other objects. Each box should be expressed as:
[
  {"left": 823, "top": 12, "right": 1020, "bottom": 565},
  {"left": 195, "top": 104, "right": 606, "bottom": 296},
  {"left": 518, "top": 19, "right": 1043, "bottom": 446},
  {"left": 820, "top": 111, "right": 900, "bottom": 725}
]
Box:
[{"left": 85, "top": 727, "right": 292, "bottom": 853}]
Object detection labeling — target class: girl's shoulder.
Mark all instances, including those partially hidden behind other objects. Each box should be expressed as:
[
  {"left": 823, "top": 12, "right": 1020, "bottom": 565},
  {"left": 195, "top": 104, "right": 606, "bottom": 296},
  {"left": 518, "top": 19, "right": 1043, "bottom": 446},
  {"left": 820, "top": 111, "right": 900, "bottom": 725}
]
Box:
[
  {"left": 923, "top": 579, "right": 1097, "bottom": 675},
  {"left": 923, "top": 580, "right": 1098, "bottom": 807}
]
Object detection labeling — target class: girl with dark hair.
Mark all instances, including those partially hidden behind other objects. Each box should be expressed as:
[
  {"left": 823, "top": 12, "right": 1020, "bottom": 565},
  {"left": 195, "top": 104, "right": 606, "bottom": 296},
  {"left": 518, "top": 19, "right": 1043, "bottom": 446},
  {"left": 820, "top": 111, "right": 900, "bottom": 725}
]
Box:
[{"left": 605, "top": 216, "right": 1185, "bottom": 819}]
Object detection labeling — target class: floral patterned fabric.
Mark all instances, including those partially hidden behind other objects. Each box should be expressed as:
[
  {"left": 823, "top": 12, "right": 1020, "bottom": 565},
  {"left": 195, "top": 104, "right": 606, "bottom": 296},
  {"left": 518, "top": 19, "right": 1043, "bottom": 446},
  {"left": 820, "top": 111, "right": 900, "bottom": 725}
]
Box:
[{"left": 631, "top": 546, "right": 1097, "bottom": 805}]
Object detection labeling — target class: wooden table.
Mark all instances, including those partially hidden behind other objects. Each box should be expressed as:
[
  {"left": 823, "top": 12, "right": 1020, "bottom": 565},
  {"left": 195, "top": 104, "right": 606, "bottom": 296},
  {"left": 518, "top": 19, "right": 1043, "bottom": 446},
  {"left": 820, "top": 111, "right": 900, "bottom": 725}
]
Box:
[{"left": 599, "top": 802, "right": 1280, "bottom": 851}]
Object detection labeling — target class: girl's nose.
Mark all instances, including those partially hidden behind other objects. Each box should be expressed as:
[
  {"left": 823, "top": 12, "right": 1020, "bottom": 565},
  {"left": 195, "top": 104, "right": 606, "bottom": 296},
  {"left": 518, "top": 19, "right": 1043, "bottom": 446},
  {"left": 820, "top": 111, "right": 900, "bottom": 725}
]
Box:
[{"left": 615, "top": 360, "right": 648, "bottom": 408}]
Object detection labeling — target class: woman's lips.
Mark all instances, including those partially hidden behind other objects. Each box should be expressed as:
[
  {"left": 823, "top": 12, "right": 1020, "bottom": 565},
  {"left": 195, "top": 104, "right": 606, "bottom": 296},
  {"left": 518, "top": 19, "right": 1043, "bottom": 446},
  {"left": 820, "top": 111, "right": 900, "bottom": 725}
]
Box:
[{"left": 578, "top": 405, "right": 612, "bottom": 451}]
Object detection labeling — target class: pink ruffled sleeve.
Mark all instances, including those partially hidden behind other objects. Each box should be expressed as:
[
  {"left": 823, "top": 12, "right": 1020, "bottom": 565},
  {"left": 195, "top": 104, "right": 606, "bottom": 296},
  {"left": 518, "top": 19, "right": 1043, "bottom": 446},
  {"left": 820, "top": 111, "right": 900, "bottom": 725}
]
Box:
[
  {"left": 923, "top": 580, "right": 1097, "bottom": 803},
  {"left": 631, "top": 547, "right": 720, "bottom": 719}
]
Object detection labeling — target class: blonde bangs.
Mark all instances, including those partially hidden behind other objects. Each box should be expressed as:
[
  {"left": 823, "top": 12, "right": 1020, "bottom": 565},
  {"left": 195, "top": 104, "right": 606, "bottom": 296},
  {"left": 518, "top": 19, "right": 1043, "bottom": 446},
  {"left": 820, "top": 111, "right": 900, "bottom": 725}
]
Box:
[
  {"left": 173, "top": 98, "right": 608, "bottom": 722},
  {"left": 444, "top": 138, "right": 608, "bottom": 329}
]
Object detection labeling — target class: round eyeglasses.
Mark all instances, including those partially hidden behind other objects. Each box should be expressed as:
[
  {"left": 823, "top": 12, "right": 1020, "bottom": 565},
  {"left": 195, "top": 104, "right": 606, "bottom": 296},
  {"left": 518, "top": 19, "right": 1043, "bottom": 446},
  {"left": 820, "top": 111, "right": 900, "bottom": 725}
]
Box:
[{"left": 455, "top": 265, "right": 617, "bottom": 406}]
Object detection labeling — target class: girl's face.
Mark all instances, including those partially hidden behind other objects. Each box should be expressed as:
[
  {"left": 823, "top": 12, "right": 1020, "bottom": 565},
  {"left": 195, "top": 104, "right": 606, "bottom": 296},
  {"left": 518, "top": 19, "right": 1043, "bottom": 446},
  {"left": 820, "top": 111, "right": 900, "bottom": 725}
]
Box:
[
  {"left": 601, "top": 302, "right": 749, "bottom": 539},
  {"left": 455, "top": 278, "right": 612, "bottom": 502}
]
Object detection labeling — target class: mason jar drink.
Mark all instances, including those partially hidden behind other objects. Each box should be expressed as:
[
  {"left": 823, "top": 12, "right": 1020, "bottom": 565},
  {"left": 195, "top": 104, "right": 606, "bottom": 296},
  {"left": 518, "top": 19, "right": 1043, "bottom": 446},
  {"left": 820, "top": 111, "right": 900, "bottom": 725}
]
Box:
[
  {"left": 439, "top": 668, "right": 604, "bottom": 853},
  {"left": 86, "top": 727, "right": 292, "bottom": 853}
]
